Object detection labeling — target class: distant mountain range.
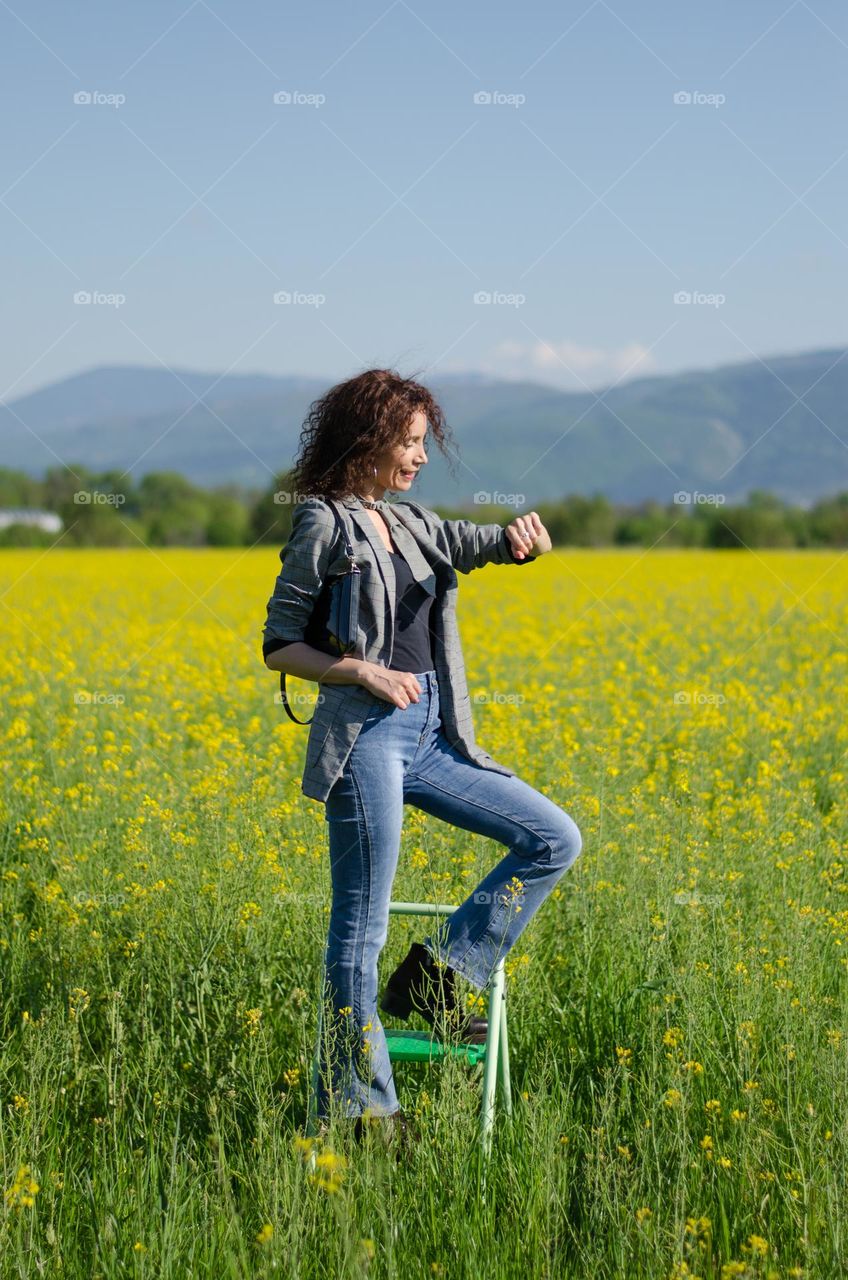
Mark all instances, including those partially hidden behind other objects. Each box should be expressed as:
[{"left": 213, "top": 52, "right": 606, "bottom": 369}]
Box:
[{"left": 2, "top": 350, "right": 847, "bottom": 506}]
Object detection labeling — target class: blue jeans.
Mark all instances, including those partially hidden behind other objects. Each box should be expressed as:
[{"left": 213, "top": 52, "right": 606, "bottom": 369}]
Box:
[{"left": 314, "top": 668, "right": 583, "bottom": 1121}]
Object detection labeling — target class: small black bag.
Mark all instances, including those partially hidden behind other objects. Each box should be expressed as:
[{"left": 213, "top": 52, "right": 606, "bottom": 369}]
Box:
[{"left": 279, "top": 499, "right": 361, "bottom": 725}]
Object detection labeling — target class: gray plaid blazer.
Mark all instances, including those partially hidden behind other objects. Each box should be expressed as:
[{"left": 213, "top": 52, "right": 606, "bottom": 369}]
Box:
[{"left": 262, "top": 493, "right": 538, "bottom": 802}]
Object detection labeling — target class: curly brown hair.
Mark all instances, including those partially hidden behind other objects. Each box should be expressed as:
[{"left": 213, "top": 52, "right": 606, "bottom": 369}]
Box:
[{"left": 288, "top": 368, "right": 458, "bottom": 501}]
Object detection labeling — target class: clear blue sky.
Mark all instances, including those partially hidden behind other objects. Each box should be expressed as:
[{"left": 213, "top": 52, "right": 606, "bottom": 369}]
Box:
[{"left": 2, "top": 0, "right": 846, "bottom": 401}]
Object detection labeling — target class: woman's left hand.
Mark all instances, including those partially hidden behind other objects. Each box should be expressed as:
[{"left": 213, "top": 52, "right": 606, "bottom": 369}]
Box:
[{"left": 505, "top": 511, "right": 552, "bottom": 560}]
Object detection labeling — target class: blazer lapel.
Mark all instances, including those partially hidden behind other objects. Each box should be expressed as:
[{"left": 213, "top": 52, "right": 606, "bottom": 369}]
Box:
[
  {"left": 344, "top": 505, "right": 397, "bottom": 604},
  {"left": 384, "top": 507, "right": 438, "bottom": 595},
  {"left": 340, "top": 497, "right": 438, "bottom": 598}
]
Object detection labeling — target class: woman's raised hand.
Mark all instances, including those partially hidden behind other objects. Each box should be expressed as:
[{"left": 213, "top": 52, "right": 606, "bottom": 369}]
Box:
[{"left": 505, "top": 511, "right": 551, "bottom": 559}]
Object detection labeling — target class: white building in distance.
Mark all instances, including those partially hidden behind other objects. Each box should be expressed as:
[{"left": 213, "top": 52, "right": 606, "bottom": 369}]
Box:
[{"left": 0, "top": 508, "right": 63, "bottom": 532}]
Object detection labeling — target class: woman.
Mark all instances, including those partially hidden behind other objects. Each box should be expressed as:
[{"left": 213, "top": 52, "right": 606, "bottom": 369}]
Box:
[{"left": 263, "top": 369, "right": 583, "bottom": 1149}]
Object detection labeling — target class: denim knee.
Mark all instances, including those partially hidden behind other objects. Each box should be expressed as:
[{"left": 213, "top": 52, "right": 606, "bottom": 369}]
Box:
[{"left": 549, "top": 811, "right": 582, "bottom": 872}]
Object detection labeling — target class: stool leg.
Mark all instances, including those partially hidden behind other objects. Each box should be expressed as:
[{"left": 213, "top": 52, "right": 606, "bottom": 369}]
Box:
[
  {"left": 480, "top": 961, "right": 504, "bottom": 1160},
  {"left": 498, "top": 982, "right": 512, "bottom": 1117},
  {"left": 305, "top": 959, "right": 324, "bottom": 1139},
  {"left": 303, "top": 960, "right": 326, "bottom": 1176}
]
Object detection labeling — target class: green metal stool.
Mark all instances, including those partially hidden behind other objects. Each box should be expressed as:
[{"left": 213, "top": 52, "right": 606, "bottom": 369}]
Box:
[{"left": 305, "top": 900, "right": 512, "bottom": 1161}]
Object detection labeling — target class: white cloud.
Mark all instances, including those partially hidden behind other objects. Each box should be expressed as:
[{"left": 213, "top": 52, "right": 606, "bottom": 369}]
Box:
[{"left": 471, "top": 339, "right": 658, "bottom": 390}]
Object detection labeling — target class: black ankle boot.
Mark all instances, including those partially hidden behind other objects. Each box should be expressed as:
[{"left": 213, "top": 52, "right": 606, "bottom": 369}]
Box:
[
  {"left": 353, "top": 1109, "right": 420, "bottom": 1159},
  {"left": 380, "top": 942, "right": 488, "bottom": 1044}
]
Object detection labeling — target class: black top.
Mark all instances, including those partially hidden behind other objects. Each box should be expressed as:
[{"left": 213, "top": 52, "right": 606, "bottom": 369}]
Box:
[
  {"left": 263, "top": 531, "right": 535, "bottom": 663},
  {"left": 384, "top": 550, "right": 436, "bottom": 672}
]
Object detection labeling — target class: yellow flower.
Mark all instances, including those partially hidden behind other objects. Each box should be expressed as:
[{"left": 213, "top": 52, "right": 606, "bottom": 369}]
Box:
[
  {"left": 256, "top": 1224, "right": 273, "bottom": 1245},
  {"left": 241, "top": 1007, "right": 262, "bottom": 1036},
  {"left": 4, "top": 1164, "right": 40, "bottom": 1210},
  {"left": 314, "top": 1150, "right": 347, "bottom": 1173}
]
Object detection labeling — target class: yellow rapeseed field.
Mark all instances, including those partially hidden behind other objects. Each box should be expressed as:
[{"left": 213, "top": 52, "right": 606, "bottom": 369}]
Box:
[{"left": 1, "top": 544, "right": 846, "bottom": 1278}]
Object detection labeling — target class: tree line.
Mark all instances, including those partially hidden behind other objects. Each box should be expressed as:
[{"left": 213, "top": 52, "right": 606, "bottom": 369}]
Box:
[{"left": 1, "top": 464, "right": 847, "bottom": 549}]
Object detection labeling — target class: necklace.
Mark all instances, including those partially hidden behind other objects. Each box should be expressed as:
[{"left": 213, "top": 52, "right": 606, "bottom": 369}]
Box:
[{"left": 354, "top": 493, "right": 385, "bottom": 509}]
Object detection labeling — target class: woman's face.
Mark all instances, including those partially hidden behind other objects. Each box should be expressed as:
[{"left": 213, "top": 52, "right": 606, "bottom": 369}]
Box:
[{"left": 371, "top": 409, "right": 429, "bottom": 495}]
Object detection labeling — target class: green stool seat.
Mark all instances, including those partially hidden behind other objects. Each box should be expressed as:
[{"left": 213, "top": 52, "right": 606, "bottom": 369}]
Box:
[
  {"left": 305, "top": 900, "right": 512, "bottom": 1169},
  {"left": 384, "top": 1028, "right": 489, "bottom": 1066}
]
